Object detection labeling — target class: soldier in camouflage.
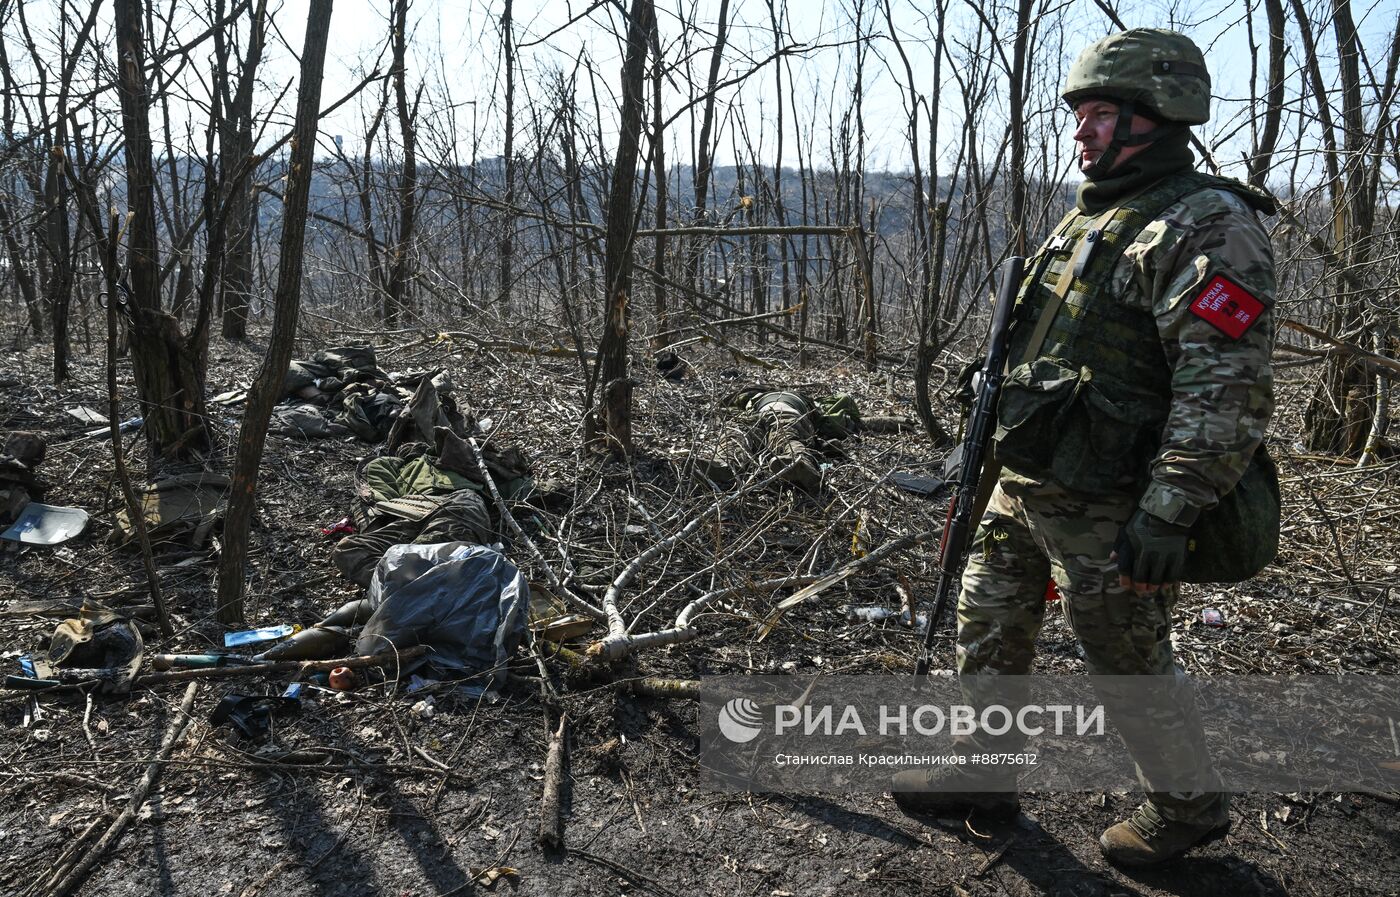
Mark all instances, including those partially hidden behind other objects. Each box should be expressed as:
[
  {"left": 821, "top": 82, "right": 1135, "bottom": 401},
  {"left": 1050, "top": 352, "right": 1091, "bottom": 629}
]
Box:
[{"left": 893, "top": 29, "right": 1276, "bottom": 866}]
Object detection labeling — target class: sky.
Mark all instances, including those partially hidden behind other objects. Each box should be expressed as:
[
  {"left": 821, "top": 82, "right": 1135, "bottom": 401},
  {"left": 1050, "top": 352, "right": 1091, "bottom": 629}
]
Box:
[{"left": 10, "top": 0, "right": 1400, "bottom": 188}]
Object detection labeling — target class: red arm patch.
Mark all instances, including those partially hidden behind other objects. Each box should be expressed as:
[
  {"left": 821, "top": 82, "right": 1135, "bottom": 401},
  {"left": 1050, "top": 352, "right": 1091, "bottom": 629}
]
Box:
[{"left": 1188, "top": 274, "right": 1265, "bottom": 339}]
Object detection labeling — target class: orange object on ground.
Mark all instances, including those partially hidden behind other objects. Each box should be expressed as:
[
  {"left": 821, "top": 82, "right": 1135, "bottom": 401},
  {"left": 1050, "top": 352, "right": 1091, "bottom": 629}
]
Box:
[{"left": 328, "top": 666, "right": 357, "bottom": 690}]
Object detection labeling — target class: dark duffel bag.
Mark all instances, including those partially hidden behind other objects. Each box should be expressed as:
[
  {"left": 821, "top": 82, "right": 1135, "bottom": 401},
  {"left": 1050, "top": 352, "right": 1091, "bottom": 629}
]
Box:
[{"left": 1181, "top": 442, "right": 1280, "bottom": 583}]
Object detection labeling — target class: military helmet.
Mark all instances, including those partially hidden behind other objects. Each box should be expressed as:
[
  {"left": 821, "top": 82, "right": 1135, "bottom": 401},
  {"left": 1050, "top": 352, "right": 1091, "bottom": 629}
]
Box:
[{"left": 1062, "top": 29, "right": 1211, "bottom": 125}]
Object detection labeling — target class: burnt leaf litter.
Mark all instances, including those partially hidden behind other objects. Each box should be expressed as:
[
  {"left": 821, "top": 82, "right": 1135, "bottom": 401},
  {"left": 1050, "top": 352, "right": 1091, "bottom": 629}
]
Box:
[{"left": 1, "top": 329, "right": 1397, "bottom": 897}]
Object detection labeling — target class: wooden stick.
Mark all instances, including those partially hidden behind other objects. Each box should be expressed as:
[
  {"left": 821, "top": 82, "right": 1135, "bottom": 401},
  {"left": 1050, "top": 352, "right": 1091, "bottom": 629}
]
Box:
[
  {"left": 627, "top": 677, "right": 700, "bottom": 700},
  {"left": 1281, "top": 318, "right": 1400, "bottom": 377},
  {"left": 132, "top": 646, "right": 427, "bottom": 687},
  {"left": 538, "top": 715, "right": 568, "bottom": 849},
  {"left": 46, "top": 681, "right": 199, "bottom": 897}
]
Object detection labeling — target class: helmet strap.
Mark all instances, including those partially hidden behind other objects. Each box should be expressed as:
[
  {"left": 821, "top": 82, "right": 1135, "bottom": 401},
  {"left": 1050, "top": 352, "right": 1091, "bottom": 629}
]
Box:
[{"left": 1082, "top": 100, "right": 1187, "bottom": 179}]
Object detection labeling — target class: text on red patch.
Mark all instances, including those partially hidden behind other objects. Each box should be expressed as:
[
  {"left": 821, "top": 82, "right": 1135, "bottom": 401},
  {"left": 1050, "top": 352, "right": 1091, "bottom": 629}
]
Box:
[{"left": 1188, "top": 274, "right": 1265, "bottom": 339}]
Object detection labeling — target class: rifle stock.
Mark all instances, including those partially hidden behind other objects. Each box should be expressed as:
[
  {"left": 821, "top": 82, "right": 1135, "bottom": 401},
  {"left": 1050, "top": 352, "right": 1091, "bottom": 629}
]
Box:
[{"left": 915, "top": 256, "right": 1025, "bottom": 676}]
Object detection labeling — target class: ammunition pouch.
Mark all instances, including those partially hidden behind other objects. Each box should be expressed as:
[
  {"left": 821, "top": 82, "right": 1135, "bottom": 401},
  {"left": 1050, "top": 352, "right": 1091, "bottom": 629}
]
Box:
[{"left": 993, "top": 358, "right": 1165, "bottom": 495}]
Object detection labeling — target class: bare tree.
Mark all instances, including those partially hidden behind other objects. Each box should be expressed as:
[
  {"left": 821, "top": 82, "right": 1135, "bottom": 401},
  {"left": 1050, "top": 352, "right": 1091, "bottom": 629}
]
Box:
[
  {"left": 587, "top": 0, "right": 656, "bottom": 456},
  {"left": 216, "top": 0, "right": 335, "bottom": 624},
  {"left": 112, "top": 0, "right": 211, "bottom": 459}
]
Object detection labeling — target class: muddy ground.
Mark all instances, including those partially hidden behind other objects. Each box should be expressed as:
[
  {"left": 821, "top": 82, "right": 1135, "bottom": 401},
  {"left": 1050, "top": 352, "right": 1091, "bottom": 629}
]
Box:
[{"left": 2, "top": 322, "right": 1397, "bottom": 897}]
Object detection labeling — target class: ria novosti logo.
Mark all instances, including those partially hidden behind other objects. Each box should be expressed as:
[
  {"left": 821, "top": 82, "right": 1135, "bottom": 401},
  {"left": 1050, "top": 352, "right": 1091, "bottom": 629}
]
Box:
[{"left": 717, "top": 698, "right": 764, "bottom": 743}]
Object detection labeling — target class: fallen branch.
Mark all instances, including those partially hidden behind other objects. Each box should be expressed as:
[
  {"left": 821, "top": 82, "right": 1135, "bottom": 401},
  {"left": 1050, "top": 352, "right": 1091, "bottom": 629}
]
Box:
[
  {"left": 465, "top": 436, "right": 607, "bottom": 621},
  {"left": 538, "top": 715, "right": 568, "bottom": 849},
  {"left": 588, "top": 461, "right": 800, "bottom": 659},
  {"left": 45, "top": 682, "right": 199, "bottom": 897},
  {"left": 1281, "top": 319, "right": 1400, "bottom": 378},
  {"left": 627, "top": 677, "right": 701, "bottom": 700},
  {"left": 758, "top": 528, "right": 935, "bottom": 639},
  {"left": 589, "top": 574, "right": 811, "bottom": 661}
]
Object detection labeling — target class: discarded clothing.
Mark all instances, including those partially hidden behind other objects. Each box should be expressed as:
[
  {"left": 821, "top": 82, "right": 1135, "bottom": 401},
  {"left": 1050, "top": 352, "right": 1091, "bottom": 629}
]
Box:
[
  {"left": 282, "top": 345, "right": 388, "bottom": 398},
  {"left": 361, "top": 455, "right": 478, "bottom": 503},
  {"left": 111, "top": 472, "right": 229, "bottom": 548},
  {"left": 268, "top": 403, "right": 352, "bottom": 439},
  {"left": 356, "top": 542, "right": 528, "bottom": 688},
  {"left": 333, "top": 488, "right": 494, "bottom": 588}
]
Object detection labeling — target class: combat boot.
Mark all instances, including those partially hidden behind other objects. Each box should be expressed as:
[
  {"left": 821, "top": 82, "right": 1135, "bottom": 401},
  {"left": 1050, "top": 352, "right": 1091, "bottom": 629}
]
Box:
[
  {"left": 890, "top": 766, "right": 1019, "bottom": 820},
  {"left": 1099, "top": 802, "right": 1230, "bottom": 866}
]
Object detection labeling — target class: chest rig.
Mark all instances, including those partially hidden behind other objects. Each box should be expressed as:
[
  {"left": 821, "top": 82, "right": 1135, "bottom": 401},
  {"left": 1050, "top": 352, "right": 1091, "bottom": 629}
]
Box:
[
  {"left": 1007, "top": 170, "right": 1222, "bottom": 390},
  {"left": 993, "top": 171, "right": 1228, "bottom": 494}
]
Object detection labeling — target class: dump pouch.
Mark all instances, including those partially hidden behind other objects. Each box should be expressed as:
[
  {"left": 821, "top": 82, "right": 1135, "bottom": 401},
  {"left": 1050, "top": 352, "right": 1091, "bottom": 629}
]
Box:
[
  {"left": 1181, "top": 443, "right": 1280, "bottom": 583},
  {"left": 994, "top": 358, "right": 1167, "bottom": 494}
]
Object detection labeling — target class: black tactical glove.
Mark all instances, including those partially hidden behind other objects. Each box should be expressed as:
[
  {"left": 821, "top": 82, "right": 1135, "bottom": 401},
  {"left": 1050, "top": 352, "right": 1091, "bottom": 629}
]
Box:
[{"left": 1114, "top": 508, "right": 1191, "bottom": 590}]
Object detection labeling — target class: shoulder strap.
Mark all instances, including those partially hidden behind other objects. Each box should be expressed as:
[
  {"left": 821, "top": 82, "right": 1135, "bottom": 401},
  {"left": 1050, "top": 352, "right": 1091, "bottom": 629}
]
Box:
[{"left": 1018, "top": 207, "right": 1116, "bottom": 365}]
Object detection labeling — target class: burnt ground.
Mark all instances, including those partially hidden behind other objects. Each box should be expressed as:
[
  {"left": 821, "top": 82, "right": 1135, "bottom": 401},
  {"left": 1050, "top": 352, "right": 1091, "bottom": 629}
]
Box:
[{"left": 1, "top": 319, "right": 1398, "bottom": 897}]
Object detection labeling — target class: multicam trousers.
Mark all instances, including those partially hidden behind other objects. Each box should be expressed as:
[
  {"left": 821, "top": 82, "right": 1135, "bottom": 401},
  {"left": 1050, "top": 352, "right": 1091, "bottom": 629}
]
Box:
[{"left": 955, "top": 476, "right": 1227, "bottom": 825}]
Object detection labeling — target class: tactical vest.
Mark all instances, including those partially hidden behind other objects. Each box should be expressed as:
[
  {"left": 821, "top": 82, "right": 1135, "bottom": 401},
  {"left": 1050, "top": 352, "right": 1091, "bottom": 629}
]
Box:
[{"left": 994, "top": 170, "right": 1228, "bottom": 494}]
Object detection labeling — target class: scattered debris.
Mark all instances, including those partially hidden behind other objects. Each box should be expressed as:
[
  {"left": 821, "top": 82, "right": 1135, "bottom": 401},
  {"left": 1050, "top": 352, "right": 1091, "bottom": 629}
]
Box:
[
  {"left": 0, "top": 430, "right": 47, "bottom": 525},
  {"left": 1203, "top": 607, "right": 1226, "bottom": 628},
  {"left": 319, "top": 515, "right": 356, "bottom": 536},
  {"left": 1, "top": 502, "right": 89, "bottom": 545},
  {"left": 328, "top": 666, "right": 357, "bottom": 691},
  {"left": 110, "top": 472, "right": 229, "bottom": 549},
  {"left": 885, "top": 471, "right": 946, "bottom": 496},
  {"left": 65, "top": 406, "right": 108, "bottom": 426},
  {"left": 842, "top": 604, "right": 927, "bottom": 629},
  {"left": 209, "top": 692, "right": 301, "bottom": 739},
  {"left": 225, "top": 624, "right": 296, "bottom": 648}
]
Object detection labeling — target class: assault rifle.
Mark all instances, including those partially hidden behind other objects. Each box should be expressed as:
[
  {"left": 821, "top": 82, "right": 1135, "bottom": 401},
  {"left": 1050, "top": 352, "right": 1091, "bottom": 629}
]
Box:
[{"left": 915, "top": 256, "right": 1025, "bottom": 676}]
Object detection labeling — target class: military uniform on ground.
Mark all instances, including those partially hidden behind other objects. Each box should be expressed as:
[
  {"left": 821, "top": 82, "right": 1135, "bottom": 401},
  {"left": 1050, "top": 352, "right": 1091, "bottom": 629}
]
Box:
[
  {"left": 692, "top": 388, "right": 860, "bottom": 493},
  {"left": 893, "top": 29, "right": 1277, "bottom": 867}
]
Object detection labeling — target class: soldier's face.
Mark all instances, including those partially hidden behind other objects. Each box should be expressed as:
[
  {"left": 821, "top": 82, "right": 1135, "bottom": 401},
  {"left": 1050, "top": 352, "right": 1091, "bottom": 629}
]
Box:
[{"left": 1072, "top": 100, "right": 1159, "bottom": 173}]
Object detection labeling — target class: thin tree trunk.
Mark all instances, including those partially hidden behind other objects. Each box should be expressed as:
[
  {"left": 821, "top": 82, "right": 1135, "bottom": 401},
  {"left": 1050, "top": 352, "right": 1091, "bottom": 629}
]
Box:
[
  {"left": 587, "top": 0, "right": 655, "bottom": 456},
  {"left": 498, "top": 0, "right": 516, "bottom": 308},
  {"left": 685, "top": 0, "right": 732, "bottom": 293},
  {"left": 113, "top": 0, "right": 209, "bottom": 459},
  {"left": 220, "top": 0, "right": 267, "bottom": 340},
  {"left": 385, "top": 0, "right": 418, "bottom": 327},
  {"left": 216, "top": 0, "right": 334, "bottom": 624},
  {"left": 1248, "top": 0, "right": 1287, "bottom": 186},
  {"left": 649, "top": 15, "right": 668, "bottom": 346}
]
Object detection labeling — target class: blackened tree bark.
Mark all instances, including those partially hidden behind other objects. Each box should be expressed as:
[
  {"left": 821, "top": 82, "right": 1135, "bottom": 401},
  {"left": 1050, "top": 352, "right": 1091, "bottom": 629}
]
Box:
[
  {"left": 385, "top": 0, "right": 419, "bottom": 327},
  {"left": 113, "top": 0, "right": 210, "bottom": 458},
  {"left": 587, "top": 0, "right": 655, "bottom": 456},
  {"left": 498, "top": 0, "right": 516, "bottom": 308},
  {"left": 218, "top": 0, "right": 267, "bottom": 340},
  {"left": 216, "top": 0, "right": 334, "bottom": 624}
]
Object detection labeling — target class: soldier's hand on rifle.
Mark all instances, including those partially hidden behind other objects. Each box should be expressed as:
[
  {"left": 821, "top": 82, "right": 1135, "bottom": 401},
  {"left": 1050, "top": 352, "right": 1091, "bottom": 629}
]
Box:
[{"left": 1113, "top": 508, "right": 1191, "bottom": 593}]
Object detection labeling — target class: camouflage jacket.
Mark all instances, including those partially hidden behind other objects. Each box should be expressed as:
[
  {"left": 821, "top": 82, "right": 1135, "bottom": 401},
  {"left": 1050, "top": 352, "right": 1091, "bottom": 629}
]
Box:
[{"left": 1006, "top": 178, "right": 1276, "bottom": 526}]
